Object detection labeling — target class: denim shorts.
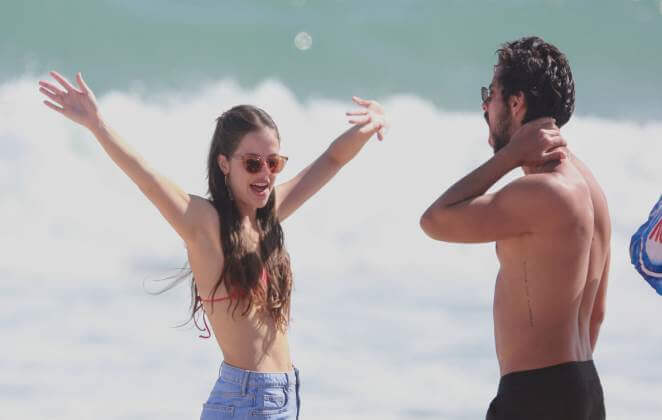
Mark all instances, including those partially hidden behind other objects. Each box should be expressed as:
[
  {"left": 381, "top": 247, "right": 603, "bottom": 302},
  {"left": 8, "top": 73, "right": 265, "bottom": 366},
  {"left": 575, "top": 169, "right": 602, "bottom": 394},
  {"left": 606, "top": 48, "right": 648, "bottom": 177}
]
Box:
[{"left": 200, "top": 361, "right": 301, "bottom": 420}]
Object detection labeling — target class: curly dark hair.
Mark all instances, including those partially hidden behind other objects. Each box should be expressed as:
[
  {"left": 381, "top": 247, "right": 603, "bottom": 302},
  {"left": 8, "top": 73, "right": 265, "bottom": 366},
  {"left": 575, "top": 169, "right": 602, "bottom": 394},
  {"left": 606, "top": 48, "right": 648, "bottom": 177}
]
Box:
[{"left": 496, "top": 36, "right": 575, "bottom": 127}]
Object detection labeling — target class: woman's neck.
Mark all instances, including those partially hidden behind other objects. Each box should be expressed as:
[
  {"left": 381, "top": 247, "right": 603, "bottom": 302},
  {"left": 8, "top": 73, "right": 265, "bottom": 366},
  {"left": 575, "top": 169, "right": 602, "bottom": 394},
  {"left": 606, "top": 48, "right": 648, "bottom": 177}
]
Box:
[{"left": 236, "top": 201, "right": 259, "bottom": 230}]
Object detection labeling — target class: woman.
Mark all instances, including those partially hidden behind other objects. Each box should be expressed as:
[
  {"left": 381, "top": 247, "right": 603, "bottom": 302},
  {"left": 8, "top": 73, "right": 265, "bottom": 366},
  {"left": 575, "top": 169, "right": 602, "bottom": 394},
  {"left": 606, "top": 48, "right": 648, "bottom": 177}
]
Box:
[{"left": 38, "top": 71, "right": 387, "bottom": 419}]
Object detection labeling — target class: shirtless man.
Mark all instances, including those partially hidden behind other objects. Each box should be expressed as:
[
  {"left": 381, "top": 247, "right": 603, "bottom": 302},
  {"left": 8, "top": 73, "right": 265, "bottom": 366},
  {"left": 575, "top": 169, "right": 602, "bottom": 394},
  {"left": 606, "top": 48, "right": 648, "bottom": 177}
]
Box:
[{"left": 420, "top": 36, "right": 609, "bottom": 420}]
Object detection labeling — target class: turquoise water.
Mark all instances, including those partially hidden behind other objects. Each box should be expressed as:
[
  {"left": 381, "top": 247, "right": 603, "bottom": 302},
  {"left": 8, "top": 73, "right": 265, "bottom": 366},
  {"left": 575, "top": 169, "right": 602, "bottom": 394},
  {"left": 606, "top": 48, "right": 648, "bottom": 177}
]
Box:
[{"left": 3, "top": 0, "right": 661, "bottom": 120}]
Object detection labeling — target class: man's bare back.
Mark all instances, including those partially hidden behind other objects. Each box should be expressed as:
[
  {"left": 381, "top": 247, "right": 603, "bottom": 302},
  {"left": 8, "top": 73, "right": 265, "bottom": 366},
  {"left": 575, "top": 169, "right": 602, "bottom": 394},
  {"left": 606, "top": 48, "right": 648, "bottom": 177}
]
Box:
[
  {"left": 493, "top": 153, "right": 610, "bottom": 375},
  {"left": 420, "top": 139, "right": 610, "bottom": 419},
  {"left": 421, "top": 35, "right": 608, "bottom": 420}
]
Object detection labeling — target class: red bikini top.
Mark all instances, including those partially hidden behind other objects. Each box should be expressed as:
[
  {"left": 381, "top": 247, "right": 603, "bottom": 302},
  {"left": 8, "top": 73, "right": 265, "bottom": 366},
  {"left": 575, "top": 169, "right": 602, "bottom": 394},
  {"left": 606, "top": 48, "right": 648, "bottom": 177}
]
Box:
[{"left": 194, "top": 269, "right": 269, "bottom": 338}]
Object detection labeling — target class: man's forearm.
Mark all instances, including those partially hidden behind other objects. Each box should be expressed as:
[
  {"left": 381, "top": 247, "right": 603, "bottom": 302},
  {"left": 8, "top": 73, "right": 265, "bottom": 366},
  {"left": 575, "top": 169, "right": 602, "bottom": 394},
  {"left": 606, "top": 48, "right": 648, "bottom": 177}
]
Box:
[{"left": 432, "top": 150, "right": 516, "bottom": 209}]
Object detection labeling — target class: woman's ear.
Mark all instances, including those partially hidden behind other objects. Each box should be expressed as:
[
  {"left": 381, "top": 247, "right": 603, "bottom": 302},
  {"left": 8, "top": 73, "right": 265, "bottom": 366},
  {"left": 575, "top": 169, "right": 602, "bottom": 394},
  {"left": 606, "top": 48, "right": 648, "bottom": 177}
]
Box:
[{"left": 217, "top": 154, "right": 230, "bottom": 175}]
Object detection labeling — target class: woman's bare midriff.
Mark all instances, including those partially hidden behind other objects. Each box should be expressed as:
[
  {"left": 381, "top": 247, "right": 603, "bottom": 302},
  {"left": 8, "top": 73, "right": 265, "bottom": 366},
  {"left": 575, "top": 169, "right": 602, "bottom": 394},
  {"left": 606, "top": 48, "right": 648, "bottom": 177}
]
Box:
[
  {"left": 187, "top": 221, "right": 293, "bottom": 373},
  {"left": 202, "top": 299, "right": 293, "bottom": 372}
]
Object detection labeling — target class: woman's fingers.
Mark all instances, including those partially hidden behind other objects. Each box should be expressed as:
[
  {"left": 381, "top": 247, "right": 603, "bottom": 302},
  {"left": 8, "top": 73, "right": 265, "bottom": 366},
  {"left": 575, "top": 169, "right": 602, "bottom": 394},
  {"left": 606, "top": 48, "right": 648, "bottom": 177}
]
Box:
[
  {"left": 43, "top": 100, "right": 65, "bottom": 114},
  {"left": 345, "top": 109, "right": 368, "bottom": 116},
  {"left": 39, "top": 80, "right": 66, "bottom": 97},
  {"left": 352, "top": 96, "right": 371, "bottom": 107},
  {"left": 376, "top": 122, "right": 385, "bottom": 141},
  {"left": 76, "top": 72, "right": 91, "bottom": 94},
  {"left": 50, "top": 71, "right": 78, "bottom": 93},
  {"left": 348, "top": 114, "right": 371, "bottom": 125},
  {"left": 38, "top": 84, "right": 58, "bottom": 97},
  {"left": 349, "top": 96, "right": 386, "bottom": 140},
  {"left": 39, "top": 86, "right": 64, "bottom": 105}
]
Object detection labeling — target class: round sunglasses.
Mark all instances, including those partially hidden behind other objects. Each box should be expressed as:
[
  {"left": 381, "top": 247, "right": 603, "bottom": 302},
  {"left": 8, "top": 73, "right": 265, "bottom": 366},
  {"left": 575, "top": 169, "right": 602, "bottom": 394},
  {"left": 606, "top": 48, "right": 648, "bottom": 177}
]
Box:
[
  {"left": 481, "top": 86, "right": 492, "bottom": 104},
  {"left": 233, "top": 153, "right": 289, "bottom": 174}
]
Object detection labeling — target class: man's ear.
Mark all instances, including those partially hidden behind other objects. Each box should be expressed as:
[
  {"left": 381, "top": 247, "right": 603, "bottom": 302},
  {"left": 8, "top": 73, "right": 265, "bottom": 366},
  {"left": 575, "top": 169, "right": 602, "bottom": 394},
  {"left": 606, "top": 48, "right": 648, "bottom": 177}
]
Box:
[
  {"left": 509, "top": 91, "right": 527, "bottom": 122},
  {"left": 217, "top": 154, "right": 230, "bottom": 175}
]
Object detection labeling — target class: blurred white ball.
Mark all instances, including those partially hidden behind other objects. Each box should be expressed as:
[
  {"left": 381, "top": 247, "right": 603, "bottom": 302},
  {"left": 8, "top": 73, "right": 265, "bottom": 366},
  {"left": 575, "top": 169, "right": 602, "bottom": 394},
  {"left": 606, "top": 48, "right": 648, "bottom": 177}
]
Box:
[{"left": 294, "top": 32, "right": 312, "bottom": 51}]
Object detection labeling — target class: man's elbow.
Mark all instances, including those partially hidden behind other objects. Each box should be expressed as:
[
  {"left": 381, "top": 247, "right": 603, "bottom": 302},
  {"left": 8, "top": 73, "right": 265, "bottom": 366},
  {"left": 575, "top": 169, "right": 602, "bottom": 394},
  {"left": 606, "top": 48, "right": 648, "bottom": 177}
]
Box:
[{"left": 419, "top": 210, "right": 449, "bottom": 241}]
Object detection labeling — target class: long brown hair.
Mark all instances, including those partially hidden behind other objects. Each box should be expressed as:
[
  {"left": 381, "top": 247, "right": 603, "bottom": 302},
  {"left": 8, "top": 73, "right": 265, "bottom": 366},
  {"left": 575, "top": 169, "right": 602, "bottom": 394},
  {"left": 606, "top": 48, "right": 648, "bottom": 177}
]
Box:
[
  {"left": 200, "top": 105, "right": 292, "bottom": 329},
  {"left": 178, "top": 105, "right": 293, "bottom": 333}
]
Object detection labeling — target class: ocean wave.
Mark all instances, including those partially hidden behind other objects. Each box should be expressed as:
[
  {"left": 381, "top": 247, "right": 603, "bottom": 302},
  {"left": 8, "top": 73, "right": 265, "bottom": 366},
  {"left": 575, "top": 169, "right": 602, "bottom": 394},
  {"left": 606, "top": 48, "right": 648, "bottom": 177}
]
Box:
[{"left": 2, "top": 75, "right": 661, "bottom": 419}]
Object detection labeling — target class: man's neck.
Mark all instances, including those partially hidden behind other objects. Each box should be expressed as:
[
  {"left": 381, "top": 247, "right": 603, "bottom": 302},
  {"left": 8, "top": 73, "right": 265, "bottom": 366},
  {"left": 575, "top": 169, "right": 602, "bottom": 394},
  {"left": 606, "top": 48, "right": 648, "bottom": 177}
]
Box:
[{"left": 521, "top": 146, "right": 569, "bottom": 175}]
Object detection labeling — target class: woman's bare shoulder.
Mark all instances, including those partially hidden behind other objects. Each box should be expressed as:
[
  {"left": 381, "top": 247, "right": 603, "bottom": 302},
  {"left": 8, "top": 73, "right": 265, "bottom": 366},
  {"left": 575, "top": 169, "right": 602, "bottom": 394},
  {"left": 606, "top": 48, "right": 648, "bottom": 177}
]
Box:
[{"left": 187, "top": 194, "right": 221, "bottom": 243}]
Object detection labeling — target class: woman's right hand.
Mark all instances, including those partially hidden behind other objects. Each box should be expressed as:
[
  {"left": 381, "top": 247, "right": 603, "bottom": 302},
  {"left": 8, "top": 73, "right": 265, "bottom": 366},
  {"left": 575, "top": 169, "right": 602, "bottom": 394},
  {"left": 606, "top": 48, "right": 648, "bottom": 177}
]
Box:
[{"left": 39, "top": 71, "right": 102, "bottom": 130}]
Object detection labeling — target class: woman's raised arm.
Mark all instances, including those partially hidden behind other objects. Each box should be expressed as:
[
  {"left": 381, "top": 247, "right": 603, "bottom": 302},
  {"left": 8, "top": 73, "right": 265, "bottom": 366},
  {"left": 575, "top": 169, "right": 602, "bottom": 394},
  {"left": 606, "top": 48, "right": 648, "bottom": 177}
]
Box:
[
  {"left": 275, "top": 96, "right": 387, "bottom": 222},
  {"left": 39, "top": 71, "right": 217, "bottom": 245}
]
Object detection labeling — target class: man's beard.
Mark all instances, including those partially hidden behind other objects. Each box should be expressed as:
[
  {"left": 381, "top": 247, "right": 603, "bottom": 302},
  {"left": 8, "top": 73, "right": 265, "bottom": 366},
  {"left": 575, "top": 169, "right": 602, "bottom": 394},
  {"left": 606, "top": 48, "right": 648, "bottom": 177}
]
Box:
[
  {"left": 492, "top": 131, "right": 509, "bottom": 153},
  {"left": 491, "top": 109, "right": 513, "bottom": 154}
]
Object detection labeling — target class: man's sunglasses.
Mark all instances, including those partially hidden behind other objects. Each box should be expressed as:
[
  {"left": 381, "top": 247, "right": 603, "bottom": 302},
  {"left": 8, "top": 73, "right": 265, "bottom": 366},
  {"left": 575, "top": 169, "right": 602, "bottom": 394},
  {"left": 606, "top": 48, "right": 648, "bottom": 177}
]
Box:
[
  {"left": 234, "top": 153, "right": 289, "bottom": 174},
  {"left": 481, "top": 86, "right": 492, "bottom": 104}
]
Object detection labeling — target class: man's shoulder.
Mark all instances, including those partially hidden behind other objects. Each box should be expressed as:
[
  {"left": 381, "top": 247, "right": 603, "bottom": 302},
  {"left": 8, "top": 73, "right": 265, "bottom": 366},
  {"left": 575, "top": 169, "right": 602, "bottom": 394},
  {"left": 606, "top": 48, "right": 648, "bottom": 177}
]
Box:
[
  {"left": 502, "top": 171, "right": 590, "bottom": 219},
  {"left": 504, "top": 171, "right": 580, "bottom": 199}
]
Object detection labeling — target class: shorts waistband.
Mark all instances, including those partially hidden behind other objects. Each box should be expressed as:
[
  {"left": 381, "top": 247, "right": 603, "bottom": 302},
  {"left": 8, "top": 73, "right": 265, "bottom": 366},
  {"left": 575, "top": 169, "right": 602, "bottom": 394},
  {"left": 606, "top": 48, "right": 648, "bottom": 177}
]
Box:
[
  {"left": 498, "top": 360, "right": 600, "bottom": 391},
  {"left": 219, "top": 361, "right": 298, "bottom": 388}
]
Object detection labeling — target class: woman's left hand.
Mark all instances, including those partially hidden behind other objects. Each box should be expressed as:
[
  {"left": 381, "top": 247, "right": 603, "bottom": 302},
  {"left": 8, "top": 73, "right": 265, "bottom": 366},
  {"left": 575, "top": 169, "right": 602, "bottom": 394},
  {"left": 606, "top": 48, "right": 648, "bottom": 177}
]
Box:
[{"left": 345, "top": 96, "right": 388, "bottom": 141}]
